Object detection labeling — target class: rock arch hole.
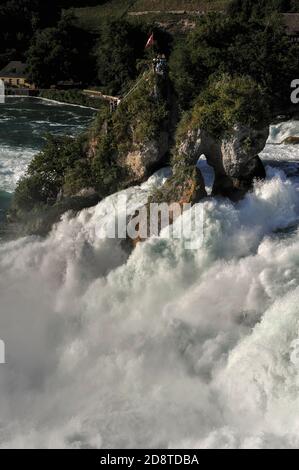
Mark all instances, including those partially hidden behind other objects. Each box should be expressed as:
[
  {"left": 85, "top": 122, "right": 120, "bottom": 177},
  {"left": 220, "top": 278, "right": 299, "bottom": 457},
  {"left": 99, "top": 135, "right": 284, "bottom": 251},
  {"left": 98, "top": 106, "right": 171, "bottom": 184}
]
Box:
[{"left": 196, "top": 154, "right": 215, "bottom": 195}]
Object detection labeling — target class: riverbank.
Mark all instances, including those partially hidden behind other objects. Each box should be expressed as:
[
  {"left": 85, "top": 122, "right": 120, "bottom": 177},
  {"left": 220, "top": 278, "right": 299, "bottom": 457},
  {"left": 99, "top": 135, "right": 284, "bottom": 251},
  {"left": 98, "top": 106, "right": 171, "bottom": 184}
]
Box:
[{"left": 38, "top": 89, "right": 109, "bottom": 111}]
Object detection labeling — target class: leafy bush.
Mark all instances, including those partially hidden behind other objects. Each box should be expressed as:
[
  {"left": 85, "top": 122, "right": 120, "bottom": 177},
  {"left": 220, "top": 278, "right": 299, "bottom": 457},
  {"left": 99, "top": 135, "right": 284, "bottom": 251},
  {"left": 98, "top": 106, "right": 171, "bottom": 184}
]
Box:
[
  {"left": 12, "top": 134, "right": 89, "bottom": 212},
  {"left": 113, "top": 72, "right": 169, "bottom": 146},
  {"left": 90, "top": 70, "right": 168, "bottom": 172},
  {"left": 91, "top": 70, "right": 169, "bottom": 189},
  {"left": 182, "top": 74, "right": 270, "bottom": 140},
  {"left": 63, "top": 159, "right": 94, "bottom": 196},
  {"left": 92, "top": 134, "right": 123, "bottom": 197}
]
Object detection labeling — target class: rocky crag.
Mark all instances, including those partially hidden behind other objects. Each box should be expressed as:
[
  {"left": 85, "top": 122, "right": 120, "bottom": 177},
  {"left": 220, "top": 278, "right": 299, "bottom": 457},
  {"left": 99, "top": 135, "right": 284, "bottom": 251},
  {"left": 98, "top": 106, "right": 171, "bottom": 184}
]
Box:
[{"left": 8, "top": 72, "right": 270, "bottom": 239}]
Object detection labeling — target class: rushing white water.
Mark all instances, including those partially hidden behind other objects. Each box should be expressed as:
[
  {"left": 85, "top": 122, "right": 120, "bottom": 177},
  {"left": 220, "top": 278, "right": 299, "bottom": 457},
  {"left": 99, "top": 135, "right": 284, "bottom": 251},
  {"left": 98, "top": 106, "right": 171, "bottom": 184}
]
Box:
[
  {"left": 0, "top": 145, "right": 36, "bottom": 191},
  {"left": 268, "top": 120, "right": 299, "bottom": 144},
  {"left": 0, "top": 117, "right": 299, "bottom": 448}
]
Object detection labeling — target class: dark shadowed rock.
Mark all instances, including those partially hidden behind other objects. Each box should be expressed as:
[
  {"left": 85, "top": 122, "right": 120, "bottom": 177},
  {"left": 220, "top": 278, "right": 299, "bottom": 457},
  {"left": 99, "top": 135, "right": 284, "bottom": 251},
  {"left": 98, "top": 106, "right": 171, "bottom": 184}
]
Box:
[{"left": 282, "top": 136, "right": 299, "bottom": 145}]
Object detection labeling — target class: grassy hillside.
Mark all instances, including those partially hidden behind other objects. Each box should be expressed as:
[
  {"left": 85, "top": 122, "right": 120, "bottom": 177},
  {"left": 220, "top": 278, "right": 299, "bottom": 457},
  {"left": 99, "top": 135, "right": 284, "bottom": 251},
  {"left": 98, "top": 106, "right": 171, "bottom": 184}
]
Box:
[
  {"left": 72, "top": 0, "right": 228, "bottom": 31},
  {"left": 71, "top": 1, "right": 132, "bottom": 30},
  {"left": 130, "top": 0, "right": 228, "bottom": 12}
]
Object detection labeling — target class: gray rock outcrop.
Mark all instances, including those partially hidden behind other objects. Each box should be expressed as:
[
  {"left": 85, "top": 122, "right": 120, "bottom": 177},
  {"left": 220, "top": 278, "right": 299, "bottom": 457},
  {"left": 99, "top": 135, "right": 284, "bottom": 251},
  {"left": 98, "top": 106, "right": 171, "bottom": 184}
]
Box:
[
  {"left": 173, "top": 123, "right": 269, "bottom": 200},
  {"left": 122, "top": 131, "right": 170, "bottom": 181}
]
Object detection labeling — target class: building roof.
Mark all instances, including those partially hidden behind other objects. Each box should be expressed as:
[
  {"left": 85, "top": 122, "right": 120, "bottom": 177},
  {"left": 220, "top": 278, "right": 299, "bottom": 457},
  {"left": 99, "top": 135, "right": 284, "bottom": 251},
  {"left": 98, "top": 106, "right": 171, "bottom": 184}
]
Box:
[
  {"left": 283, "top": 13, "right": 299, "bottom": 35},
  {"left": 0, "top": 61, "right": 27, "bottom": 78}
]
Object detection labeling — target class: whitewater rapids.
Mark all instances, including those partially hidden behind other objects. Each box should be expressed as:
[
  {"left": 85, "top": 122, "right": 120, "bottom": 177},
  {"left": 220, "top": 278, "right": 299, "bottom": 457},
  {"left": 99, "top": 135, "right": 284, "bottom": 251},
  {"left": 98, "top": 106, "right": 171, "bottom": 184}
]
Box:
[
  {"left": 0, "top": 118, "right": 299, "bottom": 448},
  {"left": 0, "top": 167, "right": 299, "bottom": 448}
]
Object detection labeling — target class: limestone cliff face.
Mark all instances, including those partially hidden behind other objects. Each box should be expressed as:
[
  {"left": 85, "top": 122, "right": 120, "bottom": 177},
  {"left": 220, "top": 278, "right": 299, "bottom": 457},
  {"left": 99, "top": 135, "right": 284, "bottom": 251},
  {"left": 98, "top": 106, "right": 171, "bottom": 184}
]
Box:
[
  {"left": 173, "top": 123, "right": 269, "bottom": 201},
  {"left": 86, "top": 72, "right": 175, "bottom": 189},
  {"left": 63, "top": 82, "right": 274, "bottom": 252},
  {"left": 121, "top": 130, "right": 170, "bottom": 181},
  {"left": 86, "top": 73, "right": 269, "bottom": 211},
  {"left": 87, "top": 100, "right": 268, "bottom": 206},
  {"left": 219, "top": 124, "right": 269, "bottom": 178}
]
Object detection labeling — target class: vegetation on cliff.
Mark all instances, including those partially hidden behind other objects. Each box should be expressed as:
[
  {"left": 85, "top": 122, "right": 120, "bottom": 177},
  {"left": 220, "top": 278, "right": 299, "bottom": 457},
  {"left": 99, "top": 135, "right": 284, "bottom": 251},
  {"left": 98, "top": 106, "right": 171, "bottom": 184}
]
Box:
[
  {"left": 175, "top": 75, "right": 270, "bottom": 145},
  {"left": 90, "top": 70, "right": 169, "bottom": 184},
  {"left": 149, "top": 75, "right": 271, "bottom": 206},
  {"left": 11, "top": 70, "right": 169, "bottom": 223},
  {"left": 12, "top": 135, "right": 87, "bottom": 214},
  {"left": 149, "top": 2, "right": 299, "bottom": 204}
]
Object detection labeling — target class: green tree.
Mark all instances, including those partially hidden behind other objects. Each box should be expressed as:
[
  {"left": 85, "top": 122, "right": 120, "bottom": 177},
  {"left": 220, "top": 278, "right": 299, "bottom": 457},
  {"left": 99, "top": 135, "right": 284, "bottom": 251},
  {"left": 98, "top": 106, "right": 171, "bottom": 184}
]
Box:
[
  {"left": 95, "top": 20, "right": 147, "bottom": 95},
  {"left": 13, "top": 134, "right": 88, "bottom": 211},
  {"left": 27, "top": 13, "right": 95, "bottom": 87},
  {"left": 0, "top": 0, "right": 63, "bottom": 67},
  {"left": 169, "top": 12, "right": 299, "bottom": 113},
  {"left": 179, "top": 74, "right": 270, "bottom": 141}
]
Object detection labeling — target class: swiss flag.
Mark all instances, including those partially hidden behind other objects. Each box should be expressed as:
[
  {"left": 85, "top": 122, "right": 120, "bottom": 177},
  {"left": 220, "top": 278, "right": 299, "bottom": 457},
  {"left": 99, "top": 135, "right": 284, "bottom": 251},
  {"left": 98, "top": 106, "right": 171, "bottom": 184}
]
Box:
[{"left": 145, "top": 33, "right": 154, "bottom": 49}]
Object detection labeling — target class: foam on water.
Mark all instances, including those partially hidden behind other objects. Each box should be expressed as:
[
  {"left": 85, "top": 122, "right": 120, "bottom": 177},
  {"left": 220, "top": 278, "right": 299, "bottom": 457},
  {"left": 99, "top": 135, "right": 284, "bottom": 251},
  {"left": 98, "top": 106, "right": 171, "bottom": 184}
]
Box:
[
  {"left": 0, "top": 163, "right": 299, "bottom": 448},
  {"left": 0, "top": 146, "right": 36, "bottom": 192},
  {"left": 1, "top": 114, "right": 299, "bottom": 448},
  {"left": 268, "top": 120, "right": 299, "bottom": 144}
]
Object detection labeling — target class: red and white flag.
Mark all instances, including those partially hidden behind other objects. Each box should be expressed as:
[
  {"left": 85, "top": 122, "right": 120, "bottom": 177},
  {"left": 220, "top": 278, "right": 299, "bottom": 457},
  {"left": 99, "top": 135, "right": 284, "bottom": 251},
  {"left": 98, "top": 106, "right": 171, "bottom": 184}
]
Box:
[{"left": 145, "top": 33, "right": 154, "bottom": 49}]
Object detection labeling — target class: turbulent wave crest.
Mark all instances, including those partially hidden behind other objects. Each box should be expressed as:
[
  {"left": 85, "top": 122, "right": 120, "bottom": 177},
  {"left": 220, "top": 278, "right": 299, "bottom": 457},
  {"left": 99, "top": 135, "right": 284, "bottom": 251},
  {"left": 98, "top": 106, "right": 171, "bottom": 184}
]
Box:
[
  {"left": 0, "top": 145, "right": 36, "bottom": 192},
  {"left": 1, "top": 164, "right": 299, "bottom": 448},
  {"left": 268, "top": 120, "right": 299, "bottom": 144}
]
